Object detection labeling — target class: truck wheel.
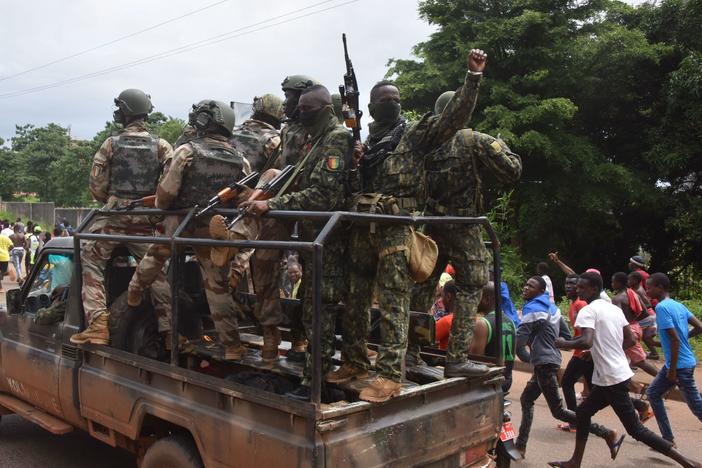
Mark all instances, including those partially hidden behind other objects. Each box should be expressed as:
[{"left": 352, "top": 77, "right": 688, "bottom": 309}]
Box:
[
  {"left": 109, "top": 291, "right": 160, "bottom": 358},
  {"left": 141, "top": 433, "right": 204, "bottom": 468}
]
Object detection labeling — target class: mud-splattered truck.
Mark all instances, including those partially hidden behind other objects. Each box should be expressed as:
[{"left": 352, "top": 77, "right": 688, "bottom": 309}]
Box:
[{"left": 0, "top": 208, "right": 506, "bottom": 467}]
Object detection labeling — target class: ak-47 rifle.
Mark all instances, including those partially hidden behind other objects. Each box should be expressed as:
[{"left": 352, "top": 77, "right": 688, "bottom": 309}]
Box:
[
  {"left": 194, "top": 171, "right": 260, "bottom": 218},
  {"left": 339, "top": 33, "right": 362, "bottom": 144},
  {"left": 114, "top": 194, "right": 157, "bottom": 211},
  {"left": 227, "top": 164, "right": 295, "bottom": 229}
]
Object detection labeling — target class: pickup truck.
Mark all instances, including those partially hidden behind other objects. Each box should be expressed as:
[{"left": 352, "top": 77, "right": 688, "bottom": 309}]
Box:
[{"left": 0, "top": 208, "right": 505, "bottom": 467}]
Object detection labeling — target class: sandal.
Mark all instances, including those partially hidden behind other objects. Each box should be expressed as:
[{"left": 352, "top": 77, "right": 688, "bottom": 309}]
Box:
[
  {"left": 556, "top": 422, "right": 576, "bottom": 433},
  {"left": 609, "top": 434, "right": 626, "bottom": 460},
  {"left": 639, "top": 408, "right": 654, "bottom": 423},
  {"left": 547, "top": 462, "right": 568, "bottom": 468}
]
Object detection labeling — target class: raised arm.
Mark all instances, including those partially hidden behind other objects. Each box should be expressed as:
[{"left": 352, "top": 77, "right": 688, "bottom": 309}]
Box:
[{"left": 548, "top": 251, "right": 576, "bottom": 276}]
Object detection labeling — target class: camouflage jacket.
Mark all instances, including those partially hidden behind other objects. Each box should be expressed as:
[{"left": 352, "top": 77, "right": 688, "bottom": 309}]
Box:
[
  {"left": 156, "top": 134, "right": 251, "bottom": 210},
  {"left": 358, "top": 117, "right": 407, "bottom": 193},
  {"left": 230, "top": 119, "right": 281, "bottom": 172},
  {"left": 377, "top": 71, "right": 482, "bottom": 211},
  {"left": 280, "top": 120, "right": 309, "bottom": 166},
  {"left": 268, "top": 112, "right": 351, "bottom": 214},
  {"left": 89, "top": 121, "right": 173, "bottom": 205},
  {"left": 425, "top": 129, "right": 522, "bottom": 216}
]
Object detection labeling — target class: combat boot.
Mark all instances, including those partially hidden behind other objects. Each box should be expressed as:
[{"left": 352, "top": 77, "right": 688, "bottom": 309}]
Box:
[
  {"left": 70, "top": 314, "right": 109, "bottom": 345},
  {"left": 326, "top": 364, "right": 368, "bottom": 384},
  {"left": 358, "top": 377, "right": 402, "bottom": 403},
  {"left": 261, "top": 326, "right": 282, "bottom": 361},
  {"left": 444, "top": 360, "right": 490, "bottom": 378},
  {"left": 127, "top": 286, "right": 143, "bottom": 307},
  {"left": 224, "top": 343, "right": 248, "bottom": 361},
  {"left": 286, "top": 339, "right": 307, "bottom": 362},
  {"left": 209, "top": 215, "right": 243, "bottom": 267}
]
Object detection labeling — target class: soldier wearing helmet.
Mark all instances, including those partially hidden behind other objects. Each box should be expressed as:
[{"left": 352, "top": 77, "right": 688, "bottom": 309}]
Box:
[
  {"left": 230, "top": 94, "right": 283, "bottom": 172},
  {"left": 127, "top": 100, "right": 253, "bottom": 361},
  {"left": 280, "top": 74, "right": 320, "bottom": 166},
  {"left": 71, "top": 89, "right": 173, "bottom": 346}
]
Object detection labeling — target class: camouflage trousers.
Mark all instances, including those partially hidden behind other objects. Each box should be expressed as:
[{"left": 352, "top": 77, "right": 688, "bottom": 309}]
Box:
[
  {"left": 81, "top": 212, "right": 170, "bottom": 331},
  {"left": 344, "top": 224, "right": 413, "bottom": 383},
  {"left": 411, "top": 223, "right": 488, "bottom": 363},
  {"left": 299, "top": 227, "right": 347, "bottom": 385},
  {"left": 128, "top": 216, "right": 240, "bottom": 346}
]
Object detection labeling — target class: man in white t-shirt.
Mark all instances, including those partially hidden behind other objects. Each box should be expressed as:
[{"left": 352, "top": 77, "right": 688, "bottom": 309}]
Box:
[
  {"left": 548, "top": 272, "right": 700, "bottom": 468},
  {"left": 537, "top": 261, "right": 555, "bottom": 303}
]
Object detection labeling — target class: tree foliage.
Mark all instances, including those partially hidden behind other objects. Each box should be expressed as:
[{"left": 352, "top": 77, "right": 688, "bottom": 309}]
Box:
[
  {"left": 1, "top": 114, "right": 185, "bottom": 207},
  {"left": 387, "top": 0, "right": 702, "bottom": 287}
]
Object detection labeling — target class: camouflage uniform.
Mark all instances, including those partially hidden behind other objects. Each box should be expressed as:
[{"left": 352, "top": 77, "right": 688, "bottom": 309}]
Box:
[
  {"left": 128, "top": 135, "right": 251, "bottom": 347},
  {"left": 346, "top": 71, "right": 483, "bottom": 382},
  {"left": 280, "top": 120, "right": 309, "bottom": 166},
  {"left": 230, "top": 119, "right": 281, "bottom": 172},
  {"left": 412, "top": 129, "right": 522, "bottom": 364},
  {"left": 267, "top": 106, "right": 351, "bottom": 384},
  {"left": 81, "top": 121, "right": 173, "bottom": 331}
]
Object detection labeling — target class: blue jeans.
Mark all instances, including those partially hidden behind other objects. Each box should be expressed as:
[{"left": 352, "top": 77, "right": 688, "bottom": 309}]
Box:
[{"left": 647, "top": 365, "right": 702, "bottom": 441}]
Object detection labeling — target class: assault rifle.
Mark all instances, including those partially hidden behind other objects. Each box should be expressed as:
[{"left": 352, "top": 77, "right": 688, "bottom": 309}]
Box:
[
  {"left": 227, "top": 165, "right": 295, "bottom": 229},
  {"left": 114, "top": 195, "right": 156, "bottom": 211},
  {"left": 194, "top": 171, "right": 260, "bottom": 218},
  {"left": 338, "top": 33, "right": 362, "bottom": 143}
]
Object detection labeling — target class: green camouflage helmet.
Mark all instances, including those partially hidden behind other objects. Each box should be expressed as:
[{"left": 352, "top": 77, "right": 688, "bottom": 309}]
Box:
[
  {"left": 191, "top": 100, "right": 236, "bottom": 136},
  {"left": 281, "top": 74, "right": 320, "bottom": 91},
  {"left": 253, "top": 94, "right": 284, "bottom": 121},
  {"left": 114, "top": 89, "right": 154, "bottom": 118},
  {"left": 434, "top": 91, "right": 455, "bottom": 115}
]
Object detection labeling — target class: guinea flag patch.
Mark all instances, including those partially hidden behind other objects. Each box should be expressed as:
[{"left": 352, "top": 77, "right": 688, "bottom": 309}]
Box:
[{"left": 326, "top": 155, "right": 341, "bottom": 171}]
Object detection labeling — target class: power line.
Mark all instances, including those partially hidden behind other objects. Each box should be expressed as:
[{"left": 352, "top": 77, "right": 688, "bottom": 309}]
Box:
[
  {"left": 0, "top": 0, "right": 229, "bottom": 82},
  {"left": 0, "top": 0, "right": 355, "bottom": 100}
]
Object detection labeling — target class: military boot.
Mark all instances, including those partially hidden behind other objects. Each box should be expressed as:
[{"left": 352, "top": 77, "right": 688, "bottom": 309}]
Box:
[
  {"left": 127, "top": 286, "right": 143, "bottom": 307},
  {"left": 209, "top": 215, "right": 242, "bottom": 267},
  {"left": 358, "top": 377, "right": 402, "bottom": 403},
  {"left": 261, "top": 326, "right": 281, "bottom": 362},
  {"left": 326, "top": 364, "right": 368, "bottom": 384},
  {"left": 70, "top": 314, "right": 109, "bottom": 345}
]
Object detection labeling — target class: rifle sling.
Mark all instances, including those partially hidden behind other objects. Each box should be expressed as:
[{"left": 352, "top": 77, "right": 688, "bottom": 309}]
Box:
[{"left": 274, "top": 139, "right": 320, "bottom": 199}]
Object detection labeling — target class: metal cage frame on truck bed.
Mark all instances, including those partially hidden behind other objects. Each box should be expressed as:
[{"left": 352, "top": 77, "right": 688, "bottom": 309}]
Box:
[{"left": 73, "top": 207, "right": 505, "bottom": 408}]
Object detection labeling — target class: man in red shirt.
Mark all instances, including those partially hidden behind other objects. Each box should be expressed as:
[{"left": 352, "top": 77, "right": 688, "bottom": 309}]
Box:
[
  {"left": 628, "top": 255, "right": 650, "bottom": 290},
  {"left": 435, "top": 281, "right": 458, "bottom": 350},
  {"left": 559, "top": 274, "right": 591, "bottom": 432}
]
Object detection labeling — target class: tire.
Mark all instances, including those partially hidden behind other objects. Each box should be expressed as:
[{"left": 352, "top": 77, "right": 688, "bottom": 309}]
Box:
[
  {"left": 141, "top": 433, "right": 204, "bottom": 468},
  {"left": 495, "top": 440, "right": 511, "bottom": 468},
  {"left": 109, "top": 291, "right": 160, "bottom": 358}
]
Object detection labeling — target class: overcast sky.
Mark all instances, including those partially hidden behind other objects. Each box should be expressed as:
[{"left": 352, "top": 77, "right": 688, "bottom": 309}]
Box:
[
  {"left": 0, "top": 0, "right": 436, "bottom": 142},
  {"left": 0, "top": 0, "right": 646, "bottom": 143}
]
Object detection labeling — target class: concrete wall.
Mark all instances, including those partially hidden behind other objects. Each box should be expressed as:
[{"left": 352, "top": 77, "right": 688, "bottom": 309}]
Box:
[
  {"left": 54, "top": 208, "right": 93, "bottom": 228},
  {"left": 0, "top": 202, "right": 55, "bottom": 226}
]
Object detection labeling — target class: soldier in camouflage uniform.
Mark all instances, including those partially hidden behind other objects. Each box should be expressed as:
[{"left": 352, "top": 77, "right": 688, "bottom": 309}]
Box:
[
  {"left": 229, "top": 94, "right": 284, "bottom": 172},
  {"left": 326, "top": 79, "right": 407, "bottom": 386},
  {"left": 70, "top": 89, "right": 173, "bottom": 346},
  {"left": 280, "top": 75, "right": 320, "bottom": 166},
  {"left": 341, "top": 50, "right": 489, "bottom": 403},
  {"left": 412, "top": 93, "right": 522, "bottom": 373},
  {"left": 127, "top": 100, "right": 253, "bottom": 360},
  {"left": 240, "top": 85, "right": 352, "bottom": 401}
]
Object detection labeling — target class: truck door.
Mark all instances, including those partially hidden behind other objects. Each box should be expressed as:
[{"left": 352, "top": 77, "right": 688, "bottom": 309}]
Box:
[{"left": 1, "top": 251, "right": 73, "bottom": 418}]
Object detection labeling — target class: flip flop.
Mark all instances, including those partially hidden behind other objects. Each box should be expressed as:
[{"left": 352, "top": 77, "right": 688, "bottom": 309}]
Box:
[
  {"left": 556, "top": 423, "right": 576, "bottom": 433},
  {"left": 547, "top": 462, "right": 568, "bottom": 467},
  {"left": 639, "top": 408, "right": 654, "bottom": 423},
  {"left": 609, "top": 434, "right": 626, "bottom": 460}
]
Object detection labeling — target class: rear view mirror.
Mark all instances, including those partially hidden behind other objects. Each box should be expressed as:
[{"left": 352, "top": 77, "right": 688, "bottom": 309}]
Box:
[{"left": 6, "top": 289, "right": 22, "bottom": 315}]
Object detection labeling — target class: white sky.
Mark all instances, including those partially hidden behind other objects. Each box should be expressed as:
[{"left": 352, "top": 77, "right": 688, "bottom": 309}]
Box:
[{"left": 0, "top": 0, "right": 647, "bottom": 143}]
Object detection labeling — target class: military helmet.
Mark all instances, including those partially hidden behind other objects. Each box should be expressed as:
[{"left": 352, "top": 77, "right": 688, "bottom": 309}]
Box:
[
  {"left": 191, "top": 100, "right": 236, "bottom": 136},
  {"left": 434, "top": 91, "right": 455, "bottom": 115},
  {"left": 114, "top": 89, "right": 154, "bottom": 118},
  {"left": 253, "top": 94, "right": 284, "bottom": 121},
  {"left": 281, "top": 75, "right": 320, "bottom": 92}
]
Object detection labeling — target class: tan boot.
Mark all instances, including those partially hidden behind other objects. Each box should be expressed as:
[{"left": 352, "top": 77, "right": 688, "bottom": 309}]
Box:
[
  {"left": 127, "top": 286, "right": 143, "bottom": 307},
  {"left": 358, "top": 377, "right": 402, "bottom": 403},
  {"left": 327, "top": 364, "right": 368, "bottom": 384},
  {"left": 261, "top": 326, "right": 282, "bottom": 362},
  {"left": 70, "top": 314, "right": 109, "bottom": 345},
  {"left": 209, "top": 215, "right": 241, "bottom": 267},
  {"left": 224, "top": 343, "right": 248, "bottom": 361}
]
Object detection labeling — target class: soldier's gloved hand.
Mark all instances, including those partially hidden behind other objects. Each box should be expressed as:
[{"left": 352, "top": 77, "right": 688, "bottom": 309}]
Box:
[
  {"left": 468, "top": 49, "right": 487, "bottom": 73},
  {"left": 239, "top": 200, "right": 270, "bottom": 217}
]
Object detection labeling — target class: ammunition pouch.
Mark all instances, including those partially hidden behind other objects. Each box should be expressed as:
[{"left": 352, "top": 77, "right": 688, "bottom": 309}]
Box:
[{"left": 378, "top": 228, "right": 438, "bottom": 284}]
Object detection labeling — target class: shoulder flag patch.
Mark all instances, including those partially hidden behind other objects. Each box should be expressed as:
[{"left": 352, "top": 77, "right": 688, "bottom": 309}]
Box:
[{"left": 326, "top": 155, "right": 341, "bottom": 171}]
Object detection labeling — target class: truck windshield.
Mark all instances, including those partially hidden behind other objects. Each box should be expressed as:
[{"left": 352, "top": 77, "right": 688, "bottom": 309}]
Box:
[{"left": 30, "top": 253, "right": 74, "bottom": 296}]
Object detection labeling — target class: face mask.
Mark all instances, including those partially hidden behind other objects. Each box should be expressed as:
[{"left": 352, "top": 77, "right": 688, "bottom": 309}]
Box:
[
  {"left": 368, "top": 101, "right": 401, "bottom": 123},
  {"left": 299, "top": 105, "right": 334, "bottom": 138},
  {"left": 113, "top": 109, "right": 126, "bottom": 125}
]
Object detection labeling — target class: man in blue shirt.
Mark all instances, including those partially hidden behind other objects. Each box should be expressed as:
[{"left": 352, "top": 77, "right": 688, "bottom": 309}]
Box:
[{"left": 646, "top": 272, "right": 702, "bottom": 445}]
